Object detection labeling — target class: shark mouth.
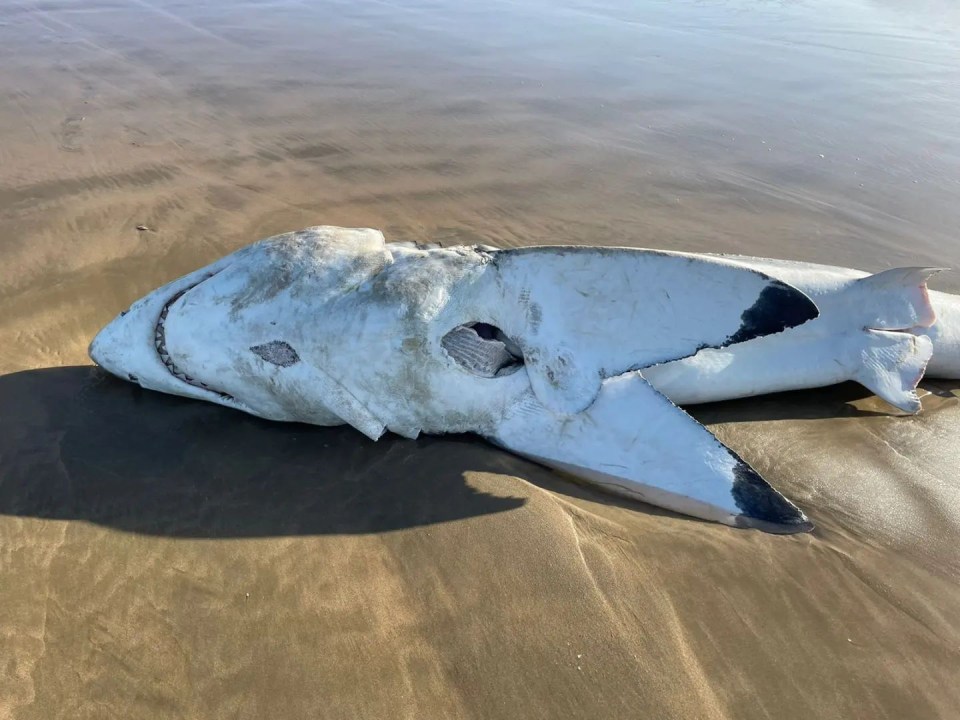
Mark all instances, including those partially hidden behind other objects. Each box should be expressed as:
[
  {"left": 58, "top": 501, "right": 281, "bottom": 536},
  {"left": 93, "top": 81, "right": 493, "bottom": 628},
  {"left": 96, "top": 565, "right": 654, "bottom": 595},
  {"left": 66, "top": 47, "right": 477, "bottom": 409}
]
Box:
[{"left": 154, "top": 277, "right": 235, "bottom": 401}]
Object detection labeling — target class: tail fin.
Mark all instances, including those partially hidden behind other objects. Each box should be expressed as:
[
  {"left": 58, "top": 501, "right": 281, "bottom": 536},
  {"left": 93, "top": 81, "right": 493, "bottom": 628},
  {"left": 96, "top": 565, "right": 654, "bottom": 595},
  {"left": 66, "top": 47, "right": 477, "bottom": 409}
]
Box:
[
  {"left": 854, "top": 330, "right": 933, "bottom": 413},
  {"left": 853, "top": 267, "right": 942, "bottom": 330}
]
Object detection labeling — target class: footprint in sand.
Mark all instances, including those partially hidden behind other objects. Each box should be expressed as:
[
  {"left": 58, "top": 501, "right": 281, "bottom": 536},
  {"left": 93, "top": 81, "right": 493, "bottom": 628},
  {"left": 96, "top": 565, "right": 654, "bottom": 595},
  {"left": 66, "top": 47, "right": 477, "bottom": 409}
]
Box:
[
  {"left": 57, "top": 81, "right": 96, "bottom": 152},
  {"left": 58, "top": 114, "right": 85, "bottom": 152}
]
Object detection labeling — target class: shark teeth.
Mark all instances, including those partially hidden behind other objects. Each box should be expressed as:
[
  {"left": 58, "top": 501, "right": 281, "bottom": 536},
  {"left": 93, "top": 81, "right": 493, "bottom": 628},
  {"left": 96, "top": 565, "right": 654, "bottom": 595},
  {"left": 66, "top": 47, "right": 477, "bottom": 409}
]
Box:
[{"left": 154, "top": 280, "right": 234, "bottom": 401}]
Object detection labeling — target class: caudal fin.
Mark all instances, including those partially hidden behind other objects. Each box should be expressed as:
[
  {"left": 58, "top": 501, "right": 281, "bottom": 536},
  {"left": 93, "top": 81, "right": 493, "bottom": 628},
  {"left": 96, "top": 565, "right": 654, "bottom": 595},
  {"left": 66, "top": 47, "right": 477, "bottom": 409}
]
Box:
[
  {"left": 854, "top": 330, "right": 933, "bottom": 413},
  {"left": 853, "top": 267, "right": 942, "bottom": 331}
]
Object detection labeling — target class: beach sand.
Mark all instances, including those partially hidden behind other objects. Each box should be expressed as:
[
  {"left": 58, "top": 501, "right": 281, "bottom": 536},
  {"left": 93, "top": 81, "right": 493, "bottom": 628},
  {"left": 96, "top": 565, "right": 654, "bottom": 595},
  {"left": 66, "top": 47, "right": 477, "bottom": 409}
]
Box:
[{"left": 1, "top": 0, "right": 959, "bottom": 717}]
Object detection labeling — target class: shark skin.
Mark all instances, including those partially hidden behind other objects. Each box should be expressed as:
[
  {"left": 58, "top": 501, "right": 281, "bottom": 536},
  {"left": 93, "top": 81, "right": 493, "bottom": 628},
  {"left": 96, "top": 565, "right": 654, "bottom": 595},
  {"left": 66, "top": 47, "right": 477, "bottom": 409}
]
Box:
[
  {"left": 89, "top": 226, "right": 822, "bottom": 533},
  {"left": 645, "top": 254, "right": 960, "bottom": 413}
]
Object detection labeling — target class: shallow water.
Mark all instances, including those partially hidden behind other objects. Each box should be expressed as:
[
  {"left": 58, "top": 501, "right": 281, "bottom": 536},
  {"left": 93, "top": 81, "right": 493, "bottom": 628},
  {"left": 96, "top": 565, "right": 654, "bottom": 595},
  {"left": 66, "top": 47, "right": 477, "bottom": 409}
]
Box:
[{"left": 1, "top": 1, "right": 959, "bottom": 718}]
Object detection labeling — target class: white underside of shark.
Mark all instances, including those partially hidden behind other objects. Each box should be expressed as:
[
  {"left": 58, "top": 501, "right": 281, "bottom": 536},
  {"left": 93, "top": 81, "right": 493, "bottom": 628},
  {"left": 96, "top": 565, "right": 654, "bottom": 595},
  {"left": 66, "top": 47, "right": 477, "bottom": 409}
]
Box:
[{"left": 87, "top": 226, "right": 960, "bottom": 533}]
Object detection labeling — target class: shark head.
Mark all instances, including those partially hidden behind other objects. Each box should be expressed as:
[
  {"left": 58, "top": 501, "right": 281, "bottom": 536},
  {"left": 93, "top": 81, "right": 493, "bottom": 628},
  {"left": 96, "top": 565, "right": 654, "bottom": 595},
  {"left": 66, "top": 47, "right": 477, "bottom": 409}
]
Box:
[{"left": 91, "top": 226, "right": 818, "bottom": 532}]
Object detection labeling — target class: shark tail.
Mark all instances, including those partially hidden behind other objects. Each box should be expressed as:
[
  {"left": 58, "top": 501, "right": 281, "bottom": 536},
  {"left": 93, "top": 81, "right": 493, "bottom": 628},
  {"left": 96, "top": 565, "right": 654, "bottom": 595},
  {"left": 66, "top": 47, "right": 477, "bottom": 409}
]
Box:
[
  {"left": 843, "top": 267, "right": 942, "bottom": 412},
  {"left": 852, "top": 267, "right": 942, "bottom": 331},
  {"left": 853, "top": 330, "right": 933, "bottom": 413}
]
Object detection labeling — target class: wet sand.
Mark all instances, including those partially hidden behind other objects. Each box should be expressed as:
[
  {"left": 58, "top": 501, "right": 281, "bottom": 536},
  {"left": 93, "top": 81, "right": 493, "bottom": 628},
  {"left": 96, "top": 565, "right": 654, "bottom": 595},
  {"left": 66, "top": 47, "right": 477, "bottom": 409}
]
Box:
[{"left": 1, "top": 0, "right": 959, "bottom": 718}]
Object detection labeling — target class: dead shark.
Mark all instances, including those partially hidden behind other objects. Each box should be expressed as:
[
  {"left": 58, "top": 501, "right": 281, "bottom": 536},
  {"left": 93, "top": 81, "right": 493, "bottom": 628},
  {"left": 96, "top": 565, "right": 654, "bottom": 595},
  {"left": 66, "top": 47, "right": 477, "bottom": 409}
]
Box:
[{"left": 90, "top": 226, "right": 823, "bottom": 533}]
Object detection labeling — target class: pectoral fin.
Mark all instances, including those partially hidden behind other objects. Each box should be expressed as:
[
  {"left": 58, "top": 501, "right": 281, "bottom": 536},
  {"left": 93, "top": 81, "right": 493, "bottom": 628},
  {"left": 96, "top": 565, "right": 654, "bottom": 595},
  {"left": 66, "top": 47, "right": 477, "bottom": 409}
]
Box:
[
  {"left": 487, "top": 246, "right": 818, "bottom": 416},
  {"left": 492, "top": 246, "right": 819, "bottom": 378},
  {"left": 488, "top": 372, "right": 811, "bottom": 533}
]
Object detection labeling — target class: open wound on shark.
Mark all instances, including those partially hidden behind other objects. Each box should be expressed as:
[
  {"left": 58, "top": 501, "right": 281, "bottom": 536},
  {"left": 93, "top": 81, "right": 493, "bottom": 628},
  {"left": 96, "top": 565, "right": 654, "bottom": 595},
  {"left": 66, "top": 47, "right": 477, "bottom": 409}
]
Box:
[{"left": 88, "top": 226, "right": 958, "bottom": 533}]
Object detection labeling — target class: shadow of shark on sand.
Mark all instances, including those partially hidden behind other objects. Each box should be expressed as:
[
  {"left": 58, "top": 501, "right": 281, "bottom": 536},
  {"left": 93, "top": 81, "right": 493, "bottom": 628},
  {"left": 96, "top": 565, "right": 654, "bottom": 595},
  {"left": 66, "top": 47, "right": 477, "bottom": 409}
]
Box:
[
  {"left": 687, "top": 378, "right": 960, "bottom": 426},
  {"left": 0, "top": 366, "right": 535, "bottom": 538},
  {"left": 3, "top": 366, "right": 693, "bottom": 539},
  {"left": 3, "top": 366, "right": 954, "bottom": 539}
]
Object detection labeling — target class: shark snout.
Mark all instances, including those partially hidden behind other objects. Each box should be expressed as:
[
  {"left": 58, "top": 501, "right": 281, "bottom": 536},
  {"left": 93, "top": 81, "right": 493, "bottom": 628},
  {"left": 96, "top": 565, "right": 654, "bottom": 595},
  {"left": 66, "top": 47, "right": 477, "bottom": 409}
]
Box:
[
  {"left": 89, "top": 310, "right": 132, "bottom": 379},
  {"left": 89, "top": 289, "right": 178, "bottom": 392},
  {"left": 88, "top": 257, "right": 238, "bottom": 403}
]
